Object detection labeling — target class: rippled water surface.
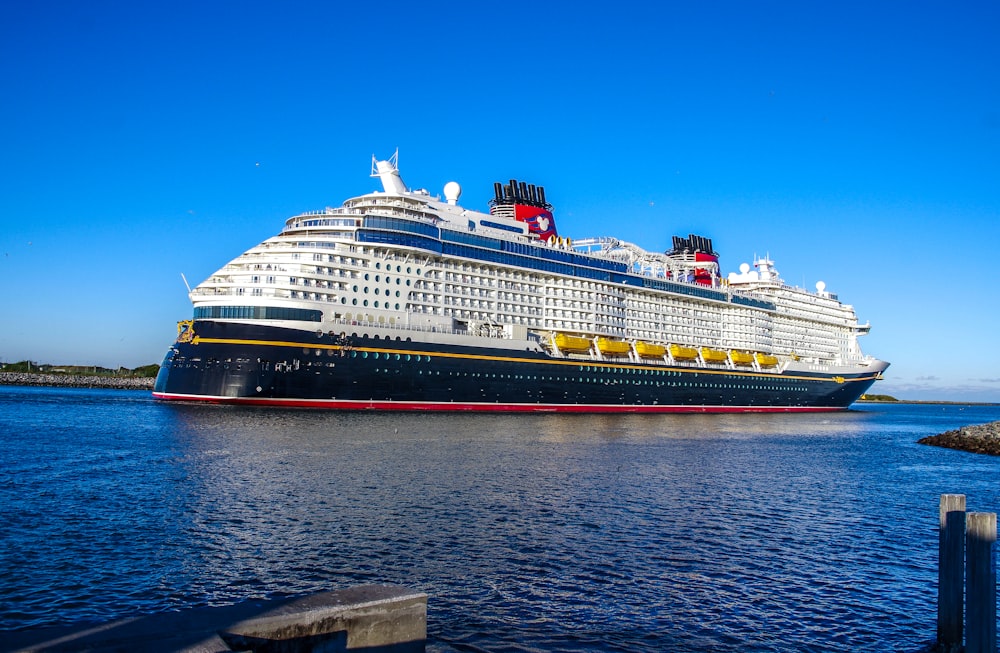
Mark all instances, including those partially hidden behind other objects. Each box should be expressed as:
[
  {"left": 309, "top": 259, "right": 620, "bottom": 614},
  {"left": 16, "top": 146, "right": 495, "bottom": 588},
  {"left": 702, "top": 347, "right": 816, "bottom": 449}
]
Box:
[{"left": 2, "top": 386, "right": 999, "bottom": 651}]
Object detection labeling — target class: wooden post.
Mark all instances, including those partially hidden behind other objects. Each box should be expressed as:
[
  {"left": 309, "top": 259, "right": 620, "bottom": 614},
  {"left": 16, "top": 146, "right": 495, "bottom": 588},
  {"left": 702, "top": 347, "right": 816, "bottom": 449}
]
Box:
[
  {"left": 938, "top": 494, "right": 966, "bottom": 649},
  {"left": 965, "top": 512, "right": 997, "bottom": 653}
]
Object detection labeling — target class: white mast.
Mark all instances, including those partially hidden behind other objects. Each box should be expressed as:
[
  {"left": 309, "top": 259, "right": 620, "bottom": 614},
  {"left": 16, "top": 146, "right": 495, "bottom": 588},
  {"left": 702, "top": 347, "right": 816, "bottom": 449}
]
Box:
[{"left": 371, "top": 149, "right": 407, "bottom": 194}]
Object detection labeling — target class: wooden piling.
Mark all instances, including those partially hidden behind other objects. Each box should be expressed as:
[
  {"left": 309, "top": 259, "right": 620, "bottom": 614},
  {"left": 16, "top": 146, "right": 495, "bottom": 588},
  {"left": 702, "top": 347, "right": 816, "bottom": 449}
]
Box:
[
  {"left": 938, "top": 493, "right": 966, "bottom": 649},
  {"left": 965, "top": 512, "right": 997, "bottom": 653}
]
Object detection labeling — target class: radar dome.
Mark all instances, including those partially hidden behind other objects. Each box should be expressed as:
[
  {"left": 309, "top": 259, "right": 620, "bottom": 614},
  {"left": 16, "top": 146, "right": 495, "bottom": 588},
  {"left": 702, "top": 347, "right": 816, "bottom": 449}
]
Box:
[
  {"left": 739, "top": 263, "right": 751, "bottom": 274},
  {"left": 816, "top": 281, "right": 826, "bottom": 293},
  {"left": 444, "top": 181, "right": 461, "bottom": 205}
]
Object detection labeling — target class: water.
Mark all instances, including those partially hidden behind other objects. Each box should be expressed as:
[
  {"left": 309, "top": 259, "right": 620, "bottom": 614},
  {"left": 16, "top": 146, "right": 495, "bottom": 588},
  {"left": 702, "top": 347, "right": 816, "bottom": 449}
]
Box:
[{"left": 1, "top": 386, "right": 999, "bottom": 652}]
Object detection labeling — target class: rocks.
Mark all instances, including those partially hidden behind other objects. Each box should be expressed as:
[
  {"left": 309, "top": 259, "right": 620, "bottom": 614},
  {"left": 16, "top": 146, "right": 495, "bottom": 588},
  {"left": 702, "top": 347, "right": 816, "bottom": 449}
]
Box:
[
  {"left": 918, "top": 421, "right": 1000, "bottom": 456},
  {"left": 0, "top": 372, "right": 154, "bottom": 391}
]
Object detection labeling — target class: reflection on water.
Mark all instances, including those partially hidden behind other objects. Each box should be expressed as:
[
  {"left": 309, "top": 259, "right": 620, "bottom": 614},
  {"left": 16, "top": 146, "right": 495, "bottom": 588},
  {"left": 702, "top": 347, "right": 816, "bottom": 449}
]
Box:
[{"left": 2, "top": 388, "right": 1000, "bottom": 652}]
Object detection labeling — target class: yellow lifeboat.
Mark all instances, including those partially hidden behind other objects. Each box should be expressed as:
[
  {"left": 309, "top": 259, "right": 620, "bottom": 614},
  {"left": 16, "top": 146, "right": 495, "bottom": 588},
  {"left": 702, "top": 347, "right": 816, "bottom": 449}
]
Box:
[
  {"left": 669, "top": 344, "right": 698, "bottom": 360},
  {"left": 635, "top": 341, "right": 666, "bottom": 358},
  {"left": 554, "top": 333, "right": 592, "bottom": 352},
  {"left": 597, "top": 337, "right": 631, "bottom": 355},
  {"left": 700, "top": 347, "right": 728, "bottom": 363},
  {"left": 755, "top": 352, "right": 779, "bottom": 367},
  {"left": 730, "top": 350, "right": 754, "bottom": 366}
]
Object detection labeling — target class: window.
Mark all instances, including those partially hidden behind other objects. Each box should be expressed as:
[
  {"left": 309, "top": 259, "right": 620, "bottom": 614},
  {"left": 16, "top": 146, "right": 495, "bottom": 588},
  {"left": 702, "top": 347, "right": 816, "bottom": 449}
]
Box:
[{"left": 193, "top": 306, "right": 322, "bottom": 321}]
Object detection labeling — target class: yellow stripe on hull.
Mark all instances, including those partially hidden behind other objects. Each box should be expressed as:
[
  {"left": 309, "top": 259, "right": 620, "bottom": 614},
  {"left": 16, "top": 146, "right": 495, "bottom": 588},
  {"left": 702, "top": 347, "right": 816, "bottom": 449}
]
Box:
[{"left": 190, "top": 336, "right": 880, "bottom": 383}]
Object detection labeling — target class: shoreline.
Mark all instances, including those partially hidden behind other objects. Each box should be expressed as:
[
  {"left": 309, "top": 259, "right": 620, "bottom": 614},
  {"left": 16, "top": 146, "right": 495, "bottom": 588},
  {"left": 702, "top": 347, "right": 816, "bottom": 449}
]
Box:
[
  {"left": 857, "top": 399, "right": 1000, "bottom": 407},
  {"left": 0, "top": 372, "right": 154, "bottom": 391}
]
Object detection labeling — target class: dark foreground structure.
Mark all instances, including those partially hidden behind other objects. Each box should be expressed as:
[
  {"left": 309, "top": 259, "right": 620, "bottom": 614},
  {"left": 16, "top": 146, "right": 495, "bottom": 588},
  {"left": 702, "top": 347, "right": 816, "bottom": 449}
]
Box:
[{"left": 2, "top": 585, "right": 426, "bottom": 653}]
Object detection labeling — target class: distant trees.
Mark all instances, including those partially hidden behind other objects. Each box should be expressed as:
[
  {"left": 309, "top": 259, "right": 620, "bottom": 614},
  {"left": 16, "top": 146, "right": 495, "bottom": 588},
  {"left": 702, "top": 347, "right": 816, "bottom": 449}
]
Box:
[
  {"left": 860, "top": 393, "right": 899, "bottom": 402},
  {"left": 2, "top": 361, "right": 40, "bottom": 373},
  {"left": 131, "top": 364, "right": 161, "bottom": 378}
]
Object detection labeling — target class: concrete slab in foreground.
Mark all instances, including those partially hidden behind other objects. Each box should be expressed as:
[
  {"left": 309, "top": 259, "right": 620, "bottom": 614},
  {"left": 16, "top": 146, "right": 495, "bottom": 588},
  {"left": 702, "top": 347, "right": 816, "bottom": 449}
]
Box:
[{"left": 3, "top": 584, "right": 427, "bottom": 653}]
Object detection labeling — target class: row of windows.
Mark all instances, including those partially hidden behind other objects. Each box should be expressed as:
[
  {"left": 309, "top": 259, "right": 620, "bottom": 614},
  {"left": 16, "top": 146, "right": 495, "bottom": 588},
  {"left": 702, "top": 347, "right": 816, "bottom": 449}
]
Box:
[
  {"left": 358, "top": 226, "right": 774, "bottom": 311},
  {"left": 334, "top": 353, "right": 811, "bottom": 388},
  {"left": 731, "top": 295, "right": 773, "bottom": 310},
  {"left": 480, "top": 219, "right": 524, "bottom": 234},
  {"left": 363, "top": 215, "right": 440, "bottom": 239},
  {"left": 297, "top": 218, "right": 359, "bottom": 228},
  {"left": 372, "top": 261, "right": 422, "bottom": 275},
  {"left": 343, "top": 298, "right": 402, "bottom": 309},
  {"left": 443, "top": 228, "right": 625, "bottom": 272},
  {"left": 393, "top": 368, "right": 810, "bottom": 392},
  {"left": 348, "top": 351, "right": 431, "bottom": 361},
  {"left": 194, "top": 306, "right": 322, "bottom": 321}
]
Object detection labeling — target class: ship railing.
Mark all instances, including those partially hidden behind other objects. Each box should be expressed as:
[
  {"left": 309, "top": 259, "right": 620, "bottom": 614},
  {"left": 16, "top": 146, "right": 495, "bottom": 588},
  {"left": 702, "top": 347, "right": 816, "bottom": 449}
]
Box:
[
  {"left": 325, "top": 316, "right": 532, "bottom": 342},
  {"left": 295, "top": 208, "right": 365, "bottom": 217}
]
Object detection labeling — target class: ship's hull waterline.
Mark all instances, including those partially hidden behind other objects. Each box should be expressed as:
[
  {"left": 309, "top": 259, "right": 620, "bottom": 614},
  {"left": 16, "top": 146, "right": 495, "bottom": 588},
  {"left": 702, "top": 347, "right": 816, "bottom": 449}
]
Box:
[{"left": 153, "top": 321, "right": 883, "bottom": 412}]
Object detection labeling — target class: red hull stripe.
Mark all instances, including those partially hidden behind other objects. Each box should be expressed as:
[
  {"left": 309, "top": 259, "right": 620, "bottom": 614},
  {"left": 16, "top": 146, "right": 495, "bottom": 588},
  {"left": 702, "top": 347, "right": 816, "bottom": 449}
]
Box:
[{"left": 152, "top": 392, "right": 843, "bottom": 413}]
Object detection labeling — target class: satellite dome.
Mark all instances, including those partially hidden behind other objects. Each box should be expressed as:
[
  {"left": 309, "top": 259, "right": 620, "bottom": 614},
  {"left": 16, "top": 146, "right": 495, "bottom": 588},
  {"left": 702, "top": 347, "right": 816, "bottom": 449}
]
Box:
[
  {"left": 444, "top": 181, "right": 461, "bottom": 205},
  {"left": 816, "top": 281, "right": 826, "bottom": 293},
  {"left": 739, "top": 263, "right": 751, "bottom": 274}
]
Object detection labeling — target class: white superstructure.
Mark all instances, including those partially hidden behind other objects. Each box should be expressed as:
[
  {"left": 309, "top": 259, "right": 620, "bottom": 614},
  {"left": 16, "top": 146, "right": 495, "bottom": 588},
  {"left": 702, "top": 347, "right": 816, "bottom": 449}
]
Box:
[{"left": 188, "top": 154, "right": 883, "bottom": 376}]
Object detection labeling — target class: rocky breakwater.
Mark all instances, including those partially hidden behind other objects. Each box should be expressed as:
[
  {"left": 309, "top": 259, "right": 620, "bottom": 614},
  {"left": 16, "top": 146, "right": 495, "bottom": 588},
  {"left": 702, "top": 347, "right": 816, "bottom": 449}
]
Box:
[
  {"left": 0, "top": 372, "right": 155, "bottom": 391},
  {"left": 918, "top": 421, "right": 1000, "bottom": 456}
]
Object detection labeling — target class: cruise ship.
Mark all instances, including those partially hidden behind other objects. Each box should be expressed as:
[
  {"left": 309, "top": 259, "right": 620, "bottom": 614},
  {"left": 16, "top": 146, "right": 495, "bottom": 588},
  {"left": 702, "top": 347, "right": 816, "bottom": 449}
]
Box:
[{"left": 153, "top": 152, "right": 888, "bottom": 412}]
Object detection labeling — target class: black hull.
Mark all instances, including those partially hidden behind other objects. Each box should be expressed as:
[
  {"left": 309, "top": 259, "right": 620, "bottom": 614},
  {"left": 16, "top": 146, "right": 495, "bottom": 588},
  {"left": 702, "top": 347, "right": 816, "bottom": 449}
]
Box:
[{"left": 153, "top": 321, "right": 881, "bottom": 412}]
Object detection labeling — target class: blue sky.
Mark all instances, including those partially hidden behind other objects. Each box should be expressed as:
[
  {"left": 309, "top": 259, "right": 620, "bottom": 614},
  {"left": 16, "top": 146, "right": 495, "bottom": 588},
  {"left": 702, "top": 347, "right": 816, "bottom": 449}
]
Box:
[{"left": 1, "top": 2, "right": 998, "bottom": 402}]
